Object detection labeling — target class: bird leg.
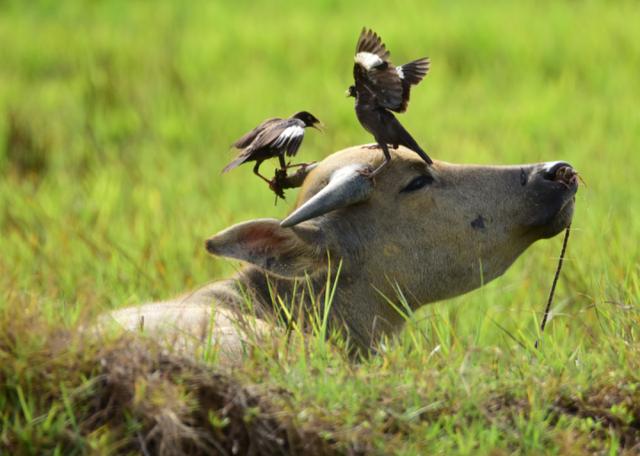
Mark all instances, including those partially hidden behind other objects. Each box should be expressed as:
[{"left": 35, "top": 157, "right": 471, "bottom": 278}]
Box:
[
  {"left": 285, "top": 161, "right": 316, "bottom": 169},
  {"left": 278, "top": 154, "right": 287, "bottom": 171},
  {"left": 252, "top": 161, "right": 273, "bottom": 185},
  {"left": 359, "top": 142, "right": 391, "bottom": 179}
]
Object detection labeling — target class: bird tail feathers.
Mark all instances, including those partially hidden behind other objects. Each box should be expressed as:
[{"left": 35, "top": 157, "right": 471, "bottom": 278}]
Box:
[
  {"left": 222, "top": 156, "right": 247, "bottom": 173},
  {"left": 397, "top": 124, "right": 433, "bottom": 165}
]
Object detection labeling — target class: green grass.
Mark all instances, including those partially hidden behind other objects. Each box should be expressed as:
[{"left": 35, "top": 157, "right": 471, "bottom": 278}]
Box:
[{"left": 1, "top": 0, "right": 639, "bottom": 453}]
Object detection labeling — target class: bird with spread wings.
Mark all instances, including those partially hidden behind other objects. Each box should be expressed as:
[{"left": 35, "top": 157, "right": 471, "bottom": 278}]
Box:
[{"left": 348, "top": 28, "right": 432, "bottom": 177}]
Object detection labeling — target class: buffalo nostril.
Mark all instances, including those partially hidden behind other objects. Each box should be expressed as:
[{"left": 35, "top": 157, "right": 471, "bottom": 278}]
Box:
[
  {"left": 541, "top": 162, "right": 578, "bottom": 188},
  {"left": 553, "top": 165, "right": 578, "bottom": 187}
]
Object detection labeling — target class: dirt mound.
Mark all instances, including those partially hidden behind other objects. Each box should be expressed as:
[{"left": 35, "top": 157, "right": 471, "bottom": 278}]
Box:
[{"left": 81, "top": 340, "right": 339, "bottom": 455}]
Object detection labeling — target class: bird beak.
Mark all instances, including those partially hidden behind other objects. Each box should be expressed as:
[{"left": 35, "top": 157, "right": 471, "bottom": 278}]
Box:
[
  {"left": 313, "top": 122, "right": 324, "bottom": 132},
  {"left": 345, "top": 89, "right": 351, "bottom": 97}
]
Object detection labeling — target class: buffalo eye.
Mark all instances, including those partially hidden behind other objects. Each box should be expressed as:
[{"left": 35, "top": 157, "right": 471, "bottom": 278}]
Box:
[{"left": 400, "top": 174, "right": 434, "bottom": 193}]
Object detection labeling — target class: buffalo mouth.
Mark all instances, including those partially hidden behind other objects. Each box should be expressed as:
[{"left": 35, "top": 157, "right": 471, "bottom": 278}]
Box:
[
  {"left": 524, "top": 162, "right": 579, "bottom": 238},
  {"left": 539, "top": 196, "right": 575, "bottom": 238}
]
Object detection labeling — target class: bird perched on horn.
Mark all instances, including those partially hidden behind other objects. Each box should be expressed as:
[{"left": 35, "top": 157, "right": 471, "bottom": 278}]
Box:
[
  {"left": 223, "top": 111, "right": 322, "bottom": 195},
  {"left": 348, "top": 28, "right": 432, "bottom": 177}
]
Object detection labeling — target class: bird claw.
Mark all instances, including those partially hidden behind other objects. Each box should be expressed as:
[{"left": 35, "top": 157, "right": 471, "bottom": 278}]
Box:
[
  {"left": 269, "top": 169, "right": 287, "bottom": 201},
  {"left": 363, "top": 144, "right": 381, "bottom": 150},
  {"left": 356, "top": 167, "right": 377, "bottom": 184},
  {"left": 267, "top": 162, "right": 317, "bottom": 202}
]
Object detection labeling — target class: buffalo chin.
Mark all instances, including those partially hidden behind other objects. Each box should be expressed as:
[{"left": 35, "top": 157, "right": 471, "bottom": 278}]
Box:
[{"left": 529, "top": 197, "right": 575, "bottom": 239}]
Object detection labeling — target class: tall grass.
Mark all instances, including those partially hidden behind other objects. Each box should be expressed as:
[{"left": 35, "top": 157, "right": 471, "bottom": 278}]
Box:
[{"left": 1, "top": 0, "right": 639, "bottom": 453}]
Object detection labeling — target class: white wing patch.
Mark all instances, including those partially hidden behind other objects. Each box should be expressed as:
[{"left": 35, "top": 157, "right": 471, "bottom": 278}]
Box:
[
  {"left": 396, "top": 65, "right": 404, "bottom": 79},
  {"left": 355, "top": 52, "right": 384, "bottom": 70},
  {"left": 273, "top": 125, "right": 304, "bottom": 147}
]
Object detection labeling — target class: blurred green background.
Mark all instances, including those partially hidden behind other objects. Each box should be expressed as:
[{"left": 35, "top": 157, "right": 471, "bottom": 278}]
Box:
[
  {"left": 1, "top": 0, "right": 638, "bottom": 321},
  {"left": 2, "top": 1, "right": 640, "bottom": 453}
]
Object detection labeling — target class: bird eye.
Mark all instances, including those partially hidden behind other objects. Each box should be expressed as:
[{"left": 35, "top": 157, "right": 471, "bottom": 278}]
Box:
[{"left": 400, "top": 174, "right": 434, "bottom": 193}]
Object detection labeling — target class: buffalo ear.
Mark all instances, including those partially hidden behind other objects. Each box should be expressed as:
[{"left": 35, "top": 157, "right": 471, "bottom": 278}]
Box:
[{"left": 205, "top": 218, "right": 325, "bottom": 278}]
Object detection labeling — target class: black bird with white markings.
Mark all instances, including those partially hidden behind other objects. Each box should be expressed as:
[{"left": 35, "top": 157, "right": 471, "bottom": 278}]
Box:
[
  {"left": 223, "top": 111, "right": 322, "bottom": 185},
  {"left": 348, "top": 28, "right": 432, "bottom": 177}
]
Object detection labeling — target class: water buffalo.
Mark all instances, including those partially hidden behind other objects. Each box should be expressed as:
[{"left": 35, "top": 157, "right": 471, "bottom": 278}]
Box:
[{"left": 107, "top": 145, "right": 578, "bottom": 359}]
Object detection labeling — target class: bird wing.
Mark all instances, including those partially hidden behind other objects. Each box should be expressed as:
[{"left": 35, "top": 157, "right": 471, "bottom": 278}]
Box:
[
  {"left": 352, "top": 66, "right": 379, "bottom": 108},
  {"left": 231, "top": 117, "right": 281, "bottom": 149},
  {"left": 251, "top": 119, "right": 306, "bottom": 157},
  {"left": 355, "top": 27, "right": 390, "bottom": 64},
  {"left": 397, "top": 57, "right": 430, "bottom": 85},
  {"left": 223, "top": 118, "right": 306, "bottom": 173},
  {"left": 393, "top": 57, "right": 430, "bottom": 113},
  {"left": 283, "top": 128, "right": 305, "bottom": 157},
  {"left": 353, "top": 28, "right": 403, "bottom": 111}
]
